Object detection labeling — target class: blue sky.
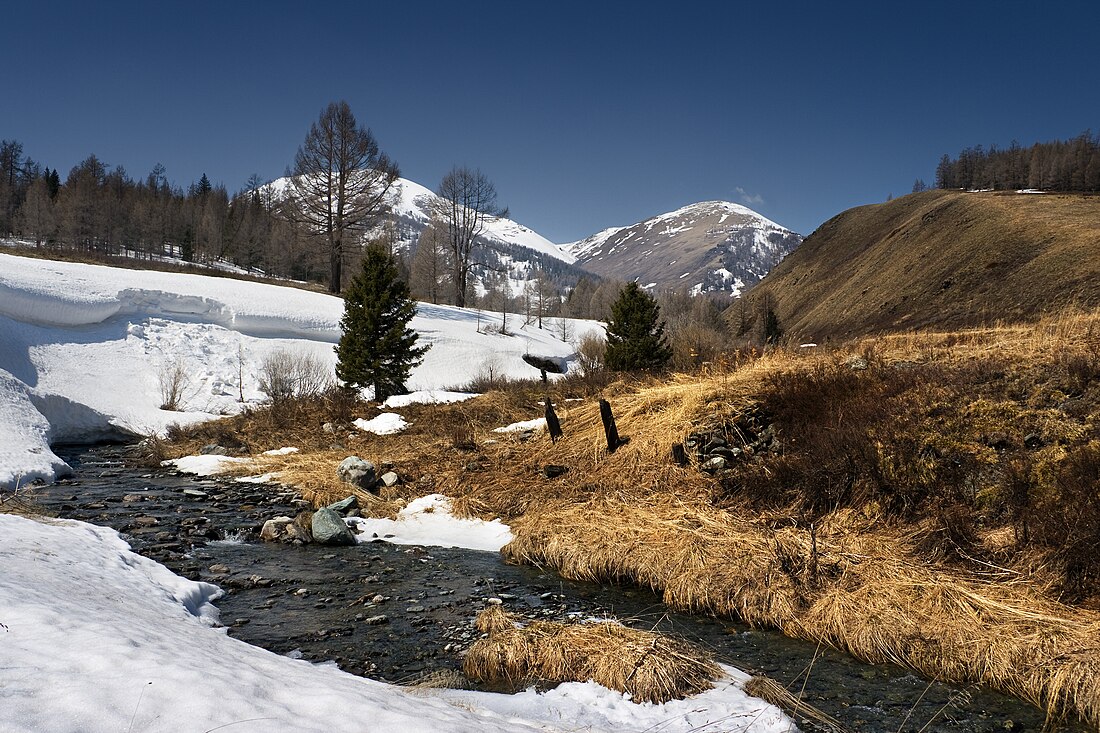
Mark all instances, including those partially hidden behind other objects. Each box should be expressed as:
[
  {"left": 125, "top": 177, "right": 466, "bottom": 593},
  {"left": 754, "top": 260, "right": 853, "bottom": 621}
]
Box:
[{"left": 4, "top": 1, "right": 1098, "bottom": 242}]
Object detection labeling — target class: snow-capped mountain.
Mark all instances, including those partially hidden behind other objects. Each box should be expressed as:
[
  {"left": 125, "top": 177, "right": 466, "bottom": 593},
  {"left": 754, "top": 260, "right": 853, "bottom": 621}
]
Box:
[
  {"left": 565, "top": 201, "right": 802, "bottom": 297},
  {"left": 265, "top": 176, "right": 586, "bottom": 296}
]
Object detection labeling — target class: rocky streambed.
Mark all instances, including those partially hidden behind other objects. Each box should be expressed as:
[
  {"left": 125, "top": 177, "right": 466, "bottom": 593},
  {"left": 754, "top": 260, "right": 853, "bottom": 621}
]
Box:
[{"left": 35, "top": 443, "right": 1085, "bottom": 733}]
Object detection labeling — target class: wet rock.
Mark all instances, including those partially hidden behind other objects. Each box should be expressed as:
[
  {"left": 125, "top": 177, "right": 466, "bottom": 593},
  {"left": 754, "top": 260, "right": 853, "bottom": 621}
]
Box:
[
  {"left": 286, "top": 511, "right": 315, "bottom": 544},
  {"left": 182, "top": 488, "right": 208, "bottom": 498},
  {"left": 338, "top": 457, "right": 378, "bottom": 492},
  {"left": 133, "top": 515, "right": 158, "bottom": 527},
  {"left": 260, "top": 516, "right": 293, "bottom": 542},
  {"left": 363, "top": 615, "right": 389, "bottom": 625},
  {"left": 311, "top": 507, "right": 356, "bottom": 546},
  {"left": 208, "top": 563, "right": 231, "bottom": 575}
]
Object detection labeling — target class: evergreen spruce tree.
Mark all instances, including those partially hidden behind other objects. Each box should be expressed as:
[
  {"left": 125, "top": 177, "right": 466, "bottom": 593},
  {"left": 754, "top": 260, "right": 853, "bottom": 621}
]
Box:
[
  {"left": 604, "top": 282, "right": 672, "bottom": 372},
  {"left": 335, "top": 244, "right": 428, "bottom": 401}
]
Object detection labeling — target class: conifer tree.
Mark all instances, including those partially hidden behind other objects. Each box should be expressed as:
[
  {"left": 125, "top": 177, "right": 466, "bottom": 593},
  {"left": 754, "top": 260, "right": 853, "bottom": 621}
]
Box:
[
  {"left": 335, "top": 243, "right": 428, "bottom": 401},
  {"left": 604, "top": 282, "right": 671, "bottom": 372}
]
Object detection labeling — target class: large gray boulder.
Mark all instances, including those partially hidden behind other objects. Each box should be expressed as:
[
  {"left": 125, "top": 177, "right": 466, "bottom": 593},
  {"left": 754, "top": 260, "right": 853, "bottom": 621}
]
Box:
[
  {"left": 311, "top": 507, "right": 357, "bottom": 546},
  {"left": 337, "top": 456, "right": 378, "bottom": 492}
]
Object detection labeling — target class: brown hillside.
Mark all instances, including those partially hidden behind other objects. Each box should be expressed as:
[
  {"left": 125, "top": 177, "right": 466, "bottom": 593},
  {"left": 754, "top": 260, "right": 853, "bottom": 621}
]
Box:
[{"left": 743, "top": 190, "right": 1100, "bottom": 341}]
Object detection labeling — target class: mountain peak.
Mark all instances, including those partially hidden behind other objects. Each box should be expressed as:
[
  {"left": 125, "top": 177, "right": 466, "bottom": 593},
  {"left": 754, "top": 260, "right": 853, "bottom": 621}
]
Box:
[{"left": 565, "top": 201, "right": 802, "bottom": 297}]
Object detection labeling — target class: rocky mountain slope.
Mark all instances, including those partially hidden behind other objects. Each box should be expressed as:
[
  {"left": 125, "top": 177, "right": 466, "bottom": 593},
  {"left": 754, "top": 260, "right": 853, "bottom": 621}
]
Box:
[
  {"left": 741, "top": 189, "right": 1100, "bottom": 341},
  {"left": 565, "top": 201, "right": 802, "bottom": 297}
]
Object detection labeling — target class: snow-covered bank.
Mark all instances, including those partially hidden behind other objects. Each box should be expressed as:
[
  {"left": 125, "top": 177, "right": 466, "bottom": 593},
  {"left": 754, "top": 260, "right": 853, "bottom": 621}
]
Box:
[
  {"left": 0, "top": 513, "right": 794, "bottom": 733},
  {"left": 0, "top": 252, "right": 601, "bottom": 489}
]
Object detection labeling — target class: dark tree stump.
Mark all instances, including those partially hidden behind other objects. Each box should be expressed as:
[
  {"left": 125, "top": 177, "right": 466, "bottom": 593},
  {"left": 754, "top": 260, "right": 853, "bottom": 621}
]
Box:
[{"left": 545, "top": 398, "right": 563, "bottom": 443}]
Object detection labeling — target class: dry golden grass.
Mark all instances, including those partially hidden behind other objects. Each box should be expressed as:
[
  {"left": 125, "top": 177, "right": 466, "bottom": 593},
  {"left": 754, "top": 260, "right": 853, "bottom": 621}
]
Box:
[
  {"left": 161, "top": 309, "right": 1100, "bottom": 726},
  {"left": 746, "top": 189, "right": 1100, "bottom": 341},
  {"left": 463, "top": 605, "right": 720, "bottom": 703}
]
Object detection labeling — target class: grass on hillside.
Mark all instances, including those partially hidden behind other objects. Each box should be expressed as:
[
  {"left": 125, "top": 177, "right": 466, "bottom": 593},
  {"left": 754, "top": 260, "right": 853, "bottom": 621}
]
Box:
[
  {"left": 161, "top": 310, "right": 1100, "bottom": 727},
  {"left": 745, "top": 190, "right": 1100, "bottom": 341}
]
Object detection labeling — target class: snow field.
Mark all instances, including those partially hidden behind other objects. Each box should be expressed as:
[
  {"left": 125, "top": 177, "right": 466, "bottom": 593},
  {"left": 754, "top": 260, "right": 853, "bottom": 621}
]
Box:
[
  {"left": 0, "top": 252, "right": 601, "bottom": 489},
  {"left": 0, "top": 514, "right": 795, "bottom": 732}
]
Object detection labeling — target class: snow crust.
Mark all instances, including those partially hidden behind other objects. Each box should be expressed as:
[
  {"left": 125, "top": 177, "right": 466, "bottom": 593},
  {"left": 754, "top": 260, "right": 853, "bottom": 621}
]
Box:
[
  {"left": 0, "top": 252, "right": 600, "bottom": 489},
  {"left": 162, "top": 454, "right": 250, "bottom": 475},
  {"left": 347, "top": 493, "right": 513, "bottom": 552}
]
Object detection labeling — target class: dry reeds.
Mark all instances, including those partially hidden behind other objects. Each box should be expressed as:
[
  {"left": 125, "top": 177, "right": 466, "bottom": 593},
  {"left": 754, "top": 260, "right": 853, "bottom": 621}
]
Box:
[{"left": 463, "top": 605, "right": 720, "bottom": 703}]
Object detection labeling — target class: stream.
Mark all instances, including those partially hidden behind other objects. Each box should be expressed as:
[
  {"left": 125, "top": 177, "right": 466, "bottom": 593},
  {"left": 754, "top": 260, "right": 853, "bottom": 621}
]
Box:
[{"left": 36, "top": 443, "right": 1085, "bottom": 733}]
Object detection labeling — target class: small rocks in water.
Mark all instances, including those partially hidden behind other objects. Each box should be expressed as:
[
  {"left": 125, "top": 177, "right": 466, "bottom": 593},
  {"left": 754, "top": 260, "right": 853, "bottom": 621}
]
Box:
[
  {"left": 371, "top": 594, "right": 386, "bottom": 604},
  {"left": 311, "top": 507, "right": 357, "bottom": 546},
  {"left": 133, "top": 516, "right": 158, "bottom": 527},
  {"left": 363, "top": 615, "right": 389, "bottom": 625},
  {"left": 406, "top": 605, "right": 425, "bottom": 613},
  {"left": 122, "top": 494, "right": 145, "bottom": 503},
  {"left": 208, "top": 563, "right": 231, "bottom": 575},
  {"left": 326, "top": 495, "right": 359, "bottom": 514},
  {"left": 337, "top": 457, "right": 379, "bottom": 492},
  {"left": 200, "top": 444, "right": 229, "bottom": 456},
  {"left": 486, "top": 597, "right": 503, "bottom": 605},
  {"left": 293, "top": 588, "right": 310, "bottom": 597},
  {"left": 182, "top": 488, "right": 208, "bottom": 498},
  {"left": 380, "top": 471, "right": 400, "bottom": 487}
]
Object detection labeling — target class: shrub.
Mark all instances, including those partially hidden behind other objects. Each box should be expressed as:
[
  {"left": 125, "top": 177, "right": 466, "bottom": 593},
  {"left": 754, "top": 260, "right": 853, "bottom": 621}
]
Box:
[
  {"left": 258, "top": 349, "right": 332, "bottom": 403},
  {"left": 158, "top": 358, "right": 192, "bottom": 411}
]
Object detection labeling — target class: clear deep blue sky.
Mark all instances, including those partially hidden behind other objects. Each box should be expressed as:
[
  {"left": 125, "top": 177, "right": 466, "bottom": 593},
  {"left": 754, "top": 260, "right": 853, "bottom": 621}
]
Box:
[{"left": 4, "top": 1, "right": 1098, "bottom": 242}]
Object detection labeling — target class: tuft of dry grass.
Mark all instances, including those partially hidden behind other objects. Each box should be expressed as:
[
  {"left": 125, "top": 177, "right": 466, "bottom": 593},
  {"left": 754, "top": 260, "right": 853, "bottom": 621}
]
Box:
[{"left": 463, "top": 606, "right": 720, "bottom": 703}]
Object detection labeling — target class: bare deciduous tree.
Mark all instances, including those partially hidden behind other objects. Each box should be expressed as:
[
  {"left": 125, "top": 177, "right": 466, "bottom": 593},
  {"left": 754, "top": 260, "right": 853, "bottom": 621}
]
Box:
[
  {"left": 409, "top": 216, "right": 451, "bottom": 304},
  {"left": 287, "top": 101, "right": 399, "bottom": 293},
  {"left": 434, "top": 166, "right": 506, "bottom": 308}
]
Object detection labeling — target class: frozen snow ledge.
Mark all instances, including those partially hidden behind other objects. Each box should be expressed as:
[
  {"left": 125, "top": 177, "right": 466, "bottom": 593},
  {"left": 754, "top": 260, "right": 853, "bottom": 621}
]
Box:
[{"left": 0, "top": 369, "right": 70, "bottom": 489}]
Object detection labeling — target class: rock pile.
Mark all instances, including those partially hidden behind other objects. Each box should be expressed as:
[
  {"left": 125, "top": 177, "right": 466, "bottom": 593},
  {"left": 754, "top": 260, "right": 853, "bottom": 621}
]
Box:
[{"left": 679, "top": 408, "right": 776, "bottom": 474}]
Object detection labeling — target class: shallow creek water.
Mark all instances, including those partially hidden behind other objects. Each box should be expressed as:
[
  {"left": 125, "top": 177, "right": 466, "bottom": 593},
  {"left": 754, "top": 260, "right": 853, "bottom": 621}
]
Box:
[{"left": 38, "top": 443, "right": 1086, "bottom": 733}]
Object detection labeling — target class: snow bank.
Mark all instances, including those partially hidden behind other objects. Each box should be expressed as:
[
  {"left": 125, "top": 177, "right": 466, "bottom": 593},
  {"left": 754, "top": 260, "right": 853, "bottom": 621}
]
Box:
[
  {"left": 353, "top": 412, "right": 409, "bottom": 435},
  {"left": 348, "top": 493, "right": 513, "bottom": 552},
  {"left": 383, "top": 390, "right": 479, "bottom": 408},
  {"left": 0, "top": 252, "right": 602, "bottom": 488},
  {"left": 0, "top": 514, "right": 793, "bottom": 732}
]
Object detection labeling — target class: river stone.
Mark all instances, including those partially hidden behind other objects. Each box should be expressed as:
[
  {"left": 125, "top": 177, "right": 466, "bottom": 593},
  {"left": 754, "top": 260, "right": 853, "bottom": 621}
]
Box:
[
  {"left": 311, "top": 507, "right": 356, "bottom": 546},
  {"left": 327, "top": 495, "right": 359, "bottom": 514},
  {"left": 260, "top": 516, "right": 293, "bottom": 542},
  {"left": 337, "top": 457, "right": 378, "bottom": 492},
  {"left": 380, "top": 471, "right": 400, "bottom": 487}
]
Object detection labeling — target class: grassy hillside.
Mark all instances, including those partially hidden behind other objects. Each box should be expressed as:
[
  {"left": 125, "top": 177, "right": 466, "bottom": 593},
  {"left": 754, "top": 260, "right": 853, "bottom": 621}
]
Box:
[{"left": 743, "top": 190, "right": 1100, "bottom": 341}]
